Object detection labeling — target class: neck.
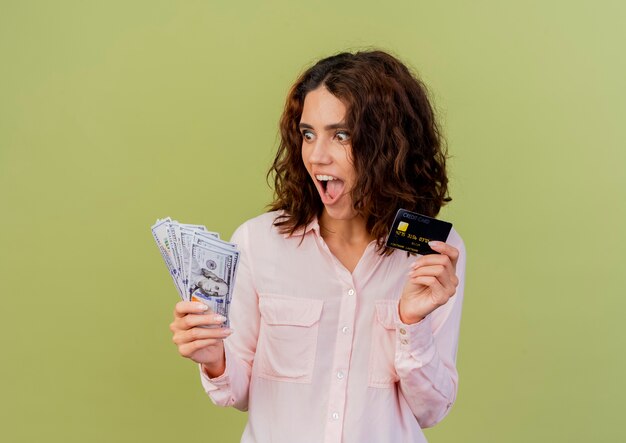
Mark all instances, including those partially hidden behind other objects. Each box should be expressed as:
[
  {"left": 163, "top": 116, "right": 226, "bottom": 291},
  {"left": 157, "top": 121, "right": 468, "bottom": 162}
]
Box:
[{"left": 318, "top": 211, "right": 374, "bottom": 245}]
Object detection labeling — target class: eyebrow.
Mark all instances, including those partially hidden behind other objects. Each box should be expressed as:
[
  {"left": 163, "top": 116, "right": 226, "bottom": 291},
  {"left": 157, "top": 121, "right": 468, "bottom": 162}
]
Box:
[{"left": 298, "top": 122, "right": 348, "bottom": 131}]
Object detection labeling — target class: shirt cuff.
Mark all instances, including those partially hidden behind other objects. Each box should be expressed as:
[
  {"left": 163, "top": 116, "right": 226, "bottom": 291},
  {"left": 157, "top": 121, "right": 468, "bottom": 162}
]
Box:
[
  {"left": 198, "top": 347, "right": 233, "bottom": 392},
  {"left": 394, "top": 307, "right": 437, "bottom": 367}
]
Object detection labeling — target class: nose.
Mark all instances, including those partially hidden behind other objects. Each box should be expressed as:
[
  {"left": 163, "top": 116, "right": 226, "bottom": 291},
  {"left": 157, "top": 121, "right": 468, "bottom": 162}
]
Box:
[{"left": 308, "top": 136, "right": 332, "bottom": 165}]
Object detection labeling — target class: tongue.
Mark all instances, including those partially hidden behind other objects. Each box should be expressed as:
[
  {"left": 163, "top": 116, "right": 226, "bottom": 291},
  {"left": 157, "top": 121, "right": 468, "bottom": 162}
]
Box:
[{"left": 326, "top": 179, "right": 344, "bottom": 200}]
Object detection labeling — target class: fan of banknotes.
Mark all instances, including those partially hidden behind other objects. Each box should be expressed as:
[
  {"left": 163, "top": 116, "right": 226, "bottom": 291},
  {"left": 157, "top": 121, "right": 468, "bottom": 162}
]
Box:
[{"left": 151, "top": 217, "right": 240, "bottom": 324}]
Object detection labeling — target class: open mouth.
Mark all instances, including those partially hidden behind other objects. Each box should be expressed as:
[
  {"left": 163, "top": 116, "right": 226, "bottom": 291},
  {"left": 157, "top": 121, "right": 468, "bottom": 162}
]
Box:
[{"left": 315, "top": 174, "right": 345, "bottom": 203}]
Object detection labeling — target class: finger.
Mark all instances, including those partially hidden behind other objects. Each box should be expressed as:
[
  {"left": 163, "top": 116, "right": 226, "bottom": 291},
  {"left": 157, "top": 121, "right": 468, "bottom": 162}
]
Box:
[
  {"left": 178, "top": 338, "right": 223, "bottom": 358},
  {"left": 428, "top": 241, "right": 460, "bottom": 267},
  {"left": 171, "top": 312, "right": 227, "bottom": 332},
  {"left": 174, "top": 301, "right": 211, "bottom": 318},
  {"left": 182, "top": 313, "right": 228, "bottom": 329},
  {"left": 409, "top": 264, "right": 453, "bottom": 287},
  {"left": 183, "top": 327, "right": 233, "bottom": 343},
  {"left": 411, "top": 272, "right": 457, "bottom": 300},
  {"left": 173, "top": 326, "right": 233, "bottom": 345},
  {"left": 410, "top": 275, "right": 439, "bottom": 288},
  {"left": 411, "top": 253, "right": 452, "bottom": 270},
  {"left": 410, "top": 276, "right": 451, "bottom": 305}
]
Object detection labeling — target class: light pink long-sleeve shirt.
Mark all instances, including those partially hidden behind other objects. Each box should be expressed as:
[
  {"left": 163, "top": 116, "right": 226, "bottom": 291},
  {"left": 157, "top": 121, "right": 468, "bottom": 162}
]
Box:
[{"left": 200, "top": 211, "right": 466, "bottom": 443}]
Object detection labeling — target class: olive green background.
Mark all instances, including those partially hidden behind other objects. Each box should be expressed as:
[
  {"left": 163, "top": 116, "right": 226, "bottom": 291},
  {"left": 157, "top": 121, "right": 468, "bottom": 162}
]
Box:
[{"left": 1, "top": 1, "right": 624, "bottom": 442}]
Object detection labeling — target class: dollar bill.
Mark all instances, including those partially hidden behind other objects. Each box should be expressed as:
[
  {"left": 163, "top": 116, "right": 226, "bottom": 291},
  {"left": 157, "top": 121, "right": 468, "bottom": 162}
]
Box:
[
  {"left": 187, "top": 239, "right": 239, "bottom": 326},
  {"left": 167, "top": 222, "right": 184, "bottom": 284},
  {"left": 151, "top": 218, "right": 185, "bottom": 299},
  {"left": 180, "top": 227, "right": 219, "bottom": 292}
]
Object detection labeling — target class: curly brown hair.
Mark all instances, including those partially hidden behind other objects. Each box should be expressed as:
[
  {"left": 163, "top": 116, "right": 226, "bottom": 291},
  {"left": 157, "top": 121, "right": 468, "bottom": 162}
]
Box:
[{"left": 268, "top": 50, "right": 451, "bottom": 253}]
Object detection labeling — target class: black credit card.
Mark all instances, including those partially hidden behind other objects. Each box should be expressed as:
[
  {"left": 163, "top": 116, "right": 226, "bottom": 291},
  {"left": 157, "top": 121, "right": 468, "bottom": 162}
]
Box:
[{"left": 385, "top": 209, "right": 452, "bottom": 255}]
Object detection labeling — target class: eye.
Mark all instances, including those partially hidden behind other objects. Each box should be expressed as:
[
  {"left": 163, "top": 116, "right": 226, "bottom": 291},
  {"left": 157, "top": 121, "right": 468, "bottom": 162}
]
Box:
[
  {"left": 335, "top": 130, "right": 350, "bottom": 143},
  {"left": 301, "top": 130, "right": 314, "bottom": 141}
]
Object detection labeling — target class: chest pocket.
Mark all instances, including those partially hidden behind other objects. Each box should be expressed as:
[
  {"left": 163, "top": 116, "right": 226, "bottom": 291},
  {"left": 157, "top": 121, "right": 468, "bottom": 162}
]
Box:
[
  {"left": 368, "top": 299, "right": 400, "bottom": 388},
  {"left": 256, "top": 294, "right": 324, "bottom": 383}
]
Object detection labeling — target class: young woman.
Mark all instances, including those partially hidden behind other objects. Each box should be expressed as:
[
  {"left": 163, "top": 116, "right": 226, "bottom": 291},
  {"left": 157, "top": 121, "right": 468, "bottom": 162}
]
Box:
[{"left": 170, "top": 50, "right": 466, "bottom": 443}]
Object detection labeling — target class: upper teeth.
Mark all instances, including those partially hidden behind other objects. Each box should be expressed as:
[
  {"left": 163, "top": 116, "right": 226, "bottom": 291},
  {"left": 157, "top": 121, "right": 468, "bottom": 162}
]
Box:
[{"left": 316, "top": 175, "right": 336, "bottom": 181}]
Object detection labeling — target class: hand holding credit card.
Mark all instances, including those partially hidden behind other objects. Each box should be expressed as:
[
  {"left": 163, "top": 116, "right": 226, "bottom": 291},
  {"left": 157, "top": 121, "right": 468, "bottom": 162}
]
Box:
[{"left": 385, "top": 209, "right": 452, "bottom": 255}]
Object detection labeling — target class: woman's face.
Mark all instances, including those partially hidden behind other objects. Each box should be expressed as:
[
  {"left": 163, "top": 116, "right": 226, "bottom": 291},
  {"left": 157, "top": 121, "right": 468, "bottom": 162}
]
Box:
[{"left": 300, "top": 86, "right": 357, "bottom": 221}]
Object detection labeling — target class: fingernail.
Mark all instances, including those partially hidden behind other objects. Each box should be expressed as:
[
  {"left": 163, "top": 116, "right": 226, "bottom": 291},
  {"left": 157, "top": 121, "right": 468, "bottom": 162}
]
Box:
[
  {"left": 223, "top": 328, "right": 234, "bottom": 335},
  {"left": 428, "top": 241, "right": 441, "bottom": 247},
  {"left": 195, "top": 303, "right": 209, "bottom": 311},
  {"left": 214, "top": 314, "right": 227, "bottom": 323}
]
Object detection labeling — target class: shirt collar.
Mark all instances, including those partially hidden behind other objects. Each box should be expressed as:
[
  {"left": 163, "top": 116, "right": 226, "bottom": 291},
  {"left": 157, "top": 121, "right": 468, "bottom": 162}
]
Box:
[{"left": 282, "top": 215, "right": 321, "bottom": 238}]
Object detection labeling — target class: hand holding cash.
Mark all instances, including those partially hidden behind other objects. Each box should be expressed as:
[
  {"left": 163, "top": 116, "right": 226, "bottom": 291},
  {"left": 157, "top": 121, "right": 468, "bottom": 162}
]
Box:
[
  {"left": 152, "top": 217, "right": 239, "bottom": 377},
  {"left": 151, "top": 217, "right": 240, "bottom": 326},
  {"left": 170, "top": 300, "right": 232, "bottom": 376},
  {"left": 152, "top": 217, "right": 240, "bottom": 376}
]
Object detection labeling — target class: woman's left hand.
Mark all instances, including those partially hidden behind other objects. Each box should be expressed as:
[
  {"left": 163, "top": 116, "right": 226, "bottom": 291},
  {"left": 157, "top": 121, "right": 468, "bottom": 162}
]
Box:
[{"left": 399, "top": 241, "right": 460, "bottom": 324}]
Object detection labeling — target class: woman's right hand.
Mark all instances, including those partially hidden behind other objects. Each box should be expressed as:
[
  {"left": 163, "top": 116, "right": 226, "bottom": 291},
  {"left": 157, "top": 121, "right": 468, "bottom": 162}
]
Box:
[{"left": 170, "top": 301, "right": 233, "bottom": 377}]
